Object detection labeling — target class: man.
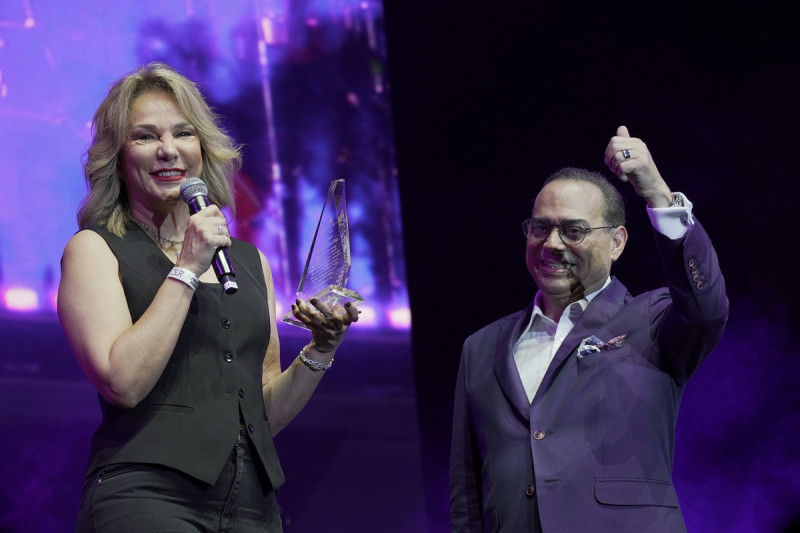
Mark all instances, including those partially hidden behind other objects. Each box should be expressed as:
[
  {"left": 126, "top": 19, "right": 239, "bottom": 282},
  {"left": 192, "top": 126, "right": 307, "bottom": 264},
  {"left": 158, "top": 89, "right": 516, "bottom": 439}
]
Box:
[{"left": 449, "top": 126, "right": 728, "bottom": 532}]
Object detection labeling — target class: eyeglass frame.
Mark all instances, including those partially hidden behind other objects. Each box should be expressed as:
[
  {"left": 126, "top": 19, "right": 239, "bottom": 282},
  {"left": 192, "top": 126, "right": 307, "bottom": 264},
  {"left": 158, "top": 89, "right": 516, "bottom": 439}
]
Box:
[{"left": 522, "top": 217, "right": 618, "bottom": 245}]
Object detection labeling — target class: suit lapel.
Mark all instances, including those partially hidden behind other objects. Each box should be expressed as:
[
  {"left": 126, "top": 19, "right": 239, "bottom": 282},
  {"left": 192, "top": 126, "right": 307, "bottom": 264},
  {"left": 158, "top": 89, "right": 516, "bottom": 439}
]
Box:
[
  {"left": 535, "top": 278, "right": 630, "bottom": 398},
  {"left": 493, "top": 306, "right": 534, "bottom": 421}
]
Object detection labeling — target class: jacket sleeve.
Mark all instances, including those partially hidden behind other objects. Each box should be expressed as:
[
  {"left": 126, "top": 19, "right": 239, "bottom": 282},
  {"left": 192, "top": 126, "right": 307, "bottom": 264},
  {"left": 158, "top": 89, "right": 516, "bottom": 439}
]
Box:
[{"left": 652, "top": 217, "right": 729, "bottom": 384}]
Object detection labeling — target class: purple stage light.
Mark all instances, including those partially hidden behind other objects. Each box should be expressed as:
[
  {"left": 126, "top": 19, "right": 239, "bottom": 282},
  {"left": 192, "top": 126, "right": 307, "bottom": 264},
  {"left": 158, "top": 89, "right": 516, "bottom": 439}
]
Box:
[
  {"left": 3, "top": 287, "right": 39, "bottom": 312},
  {"left": 387, "top": 306, "right": 411, "bottom": 329}
]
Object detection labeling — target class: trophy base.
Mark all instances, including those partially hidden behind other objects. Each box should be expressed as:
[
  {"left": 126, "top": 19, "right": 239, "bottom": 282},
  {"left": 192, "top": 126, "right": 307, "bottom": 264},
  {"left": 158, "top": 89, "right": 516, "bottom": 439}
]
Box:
[{"left": 281, "top": 285, "right": 365, "bottom": 330}]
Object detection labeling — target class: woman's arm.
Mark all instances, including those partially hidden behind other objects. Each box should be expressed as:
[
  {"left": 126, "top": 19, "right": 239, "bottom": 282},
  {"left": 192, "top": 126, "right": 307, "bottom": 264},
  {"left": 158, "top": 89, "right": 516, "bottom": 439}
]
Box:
[
  {"left": 57, "top": 230, "right": 194, "bottom": 408},
  {"left": 259, "top": 251, "right": 358, "bottom": 434}
]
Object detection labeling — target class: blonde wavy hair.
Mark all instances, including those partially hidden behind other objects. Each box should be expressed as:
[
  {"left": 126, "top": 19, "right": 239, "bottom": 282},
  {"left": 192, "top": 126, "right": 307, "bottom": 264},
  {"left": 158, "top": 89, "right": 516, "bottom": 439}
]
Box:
[{"left": 78, "top": 62, "right": 242, "bottom": 235}]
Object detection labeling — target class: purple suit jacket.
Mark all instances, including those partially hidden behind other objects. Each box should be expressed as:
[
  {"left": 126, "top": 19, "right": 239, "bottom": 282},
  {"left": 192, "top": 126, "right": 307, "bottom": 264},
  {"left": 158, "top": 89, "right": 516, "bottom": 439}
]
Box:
[{"left": 450, "top": 219, "right": 728, "bottom": 532}]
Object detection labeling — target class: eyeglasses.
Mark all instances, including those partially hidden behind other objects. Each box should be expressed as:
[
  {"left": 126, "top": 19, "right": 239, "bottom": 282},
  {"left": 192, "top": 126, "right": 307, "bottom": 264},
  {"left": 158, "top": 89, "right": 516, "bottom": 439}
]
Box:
[{"left": 522, "top": 218, "right": 616, "bottom": 245}]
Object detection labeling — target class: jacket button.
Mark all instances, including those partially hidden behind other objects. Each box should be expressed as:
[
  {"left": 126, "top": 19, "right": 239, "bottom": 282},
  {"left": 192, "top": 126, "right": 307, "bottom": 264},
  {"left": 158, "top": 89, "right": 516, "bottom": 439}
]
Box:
[
  {"left": 525, "top": 484, "right": 536, "bottom": 497},
  {"left": 238, "top": 388, "right": 244, "bottom": 398},
  {"left": 224, "top": 352, "right": 233, "bottom": 362},
  {"left": 696, "top": 281, "right": 705, "bottom": 289},
  {"left": 221, "top": 319, "right": 231, "bottom": 329},
  {"left": 688, "top": 257, "right": 696, "bottom": 267},
  {"left": 533, "top": 430, "right": 546, "bottom": 440},
  {"left": 248, "top": 423, "right": 255, "bottom": 433}
]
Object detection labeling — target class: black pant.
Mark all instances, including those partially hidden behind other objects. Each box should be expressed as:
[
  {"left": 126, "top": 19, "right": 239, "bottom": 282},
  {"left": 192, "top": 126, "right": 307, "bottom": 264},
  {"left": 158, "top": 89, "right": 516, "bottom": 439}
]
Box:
[{"left": 77, "top": 428, "right": 281, "bottom": 532}]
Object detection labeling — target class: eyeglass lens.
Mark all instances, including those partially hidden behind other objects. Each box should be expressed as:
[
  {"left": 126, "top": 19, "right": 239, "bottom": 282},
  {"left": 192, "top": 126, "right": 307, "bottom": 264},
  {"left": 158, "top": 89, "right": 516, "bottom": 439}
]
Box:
[{"left": 524, "top": 219, "right": 588, "bottom": 244}]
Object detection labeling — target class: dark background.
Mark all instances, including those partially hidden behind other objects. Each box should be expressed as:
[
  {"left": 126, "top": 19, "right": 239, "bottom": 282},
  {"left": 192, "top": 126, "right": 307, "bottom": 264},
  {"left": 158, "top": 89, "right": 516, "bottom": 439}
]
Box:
[{"left": 385, "top": 1, "right": 800, "bottom": 531}]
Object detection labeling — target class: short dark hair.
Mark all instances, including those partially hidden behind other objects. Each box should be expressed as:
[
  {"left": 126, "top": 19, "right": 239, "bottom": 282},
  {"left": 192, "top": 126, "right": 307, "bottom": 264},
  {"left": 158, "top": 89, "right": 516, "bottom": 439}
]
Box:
[{"left": 542, "top": 167, "right": 626, "bottom": 227}]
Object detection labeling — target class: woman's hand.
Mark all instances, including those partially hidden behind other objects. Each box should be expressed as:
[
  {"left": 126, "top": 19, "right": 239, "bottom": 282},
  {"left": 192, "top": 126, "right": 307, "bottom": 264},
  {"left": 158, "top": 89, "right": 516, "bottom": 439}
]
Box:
[
  {"left": 175, "top": 205, "right": 231, "bottom": 276},
  {"left": 290, "top": 297, "right": 360, "bottom": 355}
]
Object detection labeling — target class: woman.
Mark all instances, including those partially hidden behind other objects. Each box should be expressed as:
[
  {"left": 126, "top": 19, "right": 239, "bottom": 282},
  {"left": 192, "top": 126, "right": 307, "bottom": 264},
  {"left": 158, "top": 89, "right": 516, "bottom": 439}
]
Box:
[{"left": 58, "top": 62, "right": 358, "bottom": 532}]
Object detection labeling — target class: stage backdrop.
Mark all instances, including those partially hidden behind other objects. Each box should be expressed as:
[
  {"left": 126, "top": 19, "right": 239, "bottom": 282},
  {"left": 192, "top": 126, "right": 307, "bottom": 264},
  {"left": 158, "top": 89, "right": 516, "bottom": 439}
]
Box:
[{"left": 0, "top": 0, "right": 409, "bottom": 328}]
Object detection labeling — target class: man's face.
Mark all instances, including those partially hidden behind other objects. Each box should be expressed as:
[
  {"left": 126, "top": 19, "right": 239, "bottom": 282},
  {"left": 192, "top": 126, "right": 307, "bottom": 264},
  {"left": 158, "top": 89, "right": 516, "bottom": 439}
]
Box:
[{"left": 526, "top": 179, "right": 626, "bottom": 312}]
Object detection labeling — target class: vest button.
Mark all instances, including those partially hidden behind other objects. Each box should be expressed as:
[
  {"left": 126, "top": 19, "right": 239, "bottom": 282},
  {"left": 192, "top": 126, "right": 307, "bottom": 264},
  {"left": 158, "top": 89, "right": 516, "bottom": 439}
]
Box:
[
  {"left": 525, "top": 484, "right": 536, "bottom": 497},
  {"left": 238, "top": 388, "right": 244, "bottom": 398},
  {"left": 248, "top": 424, "right": 255, "bottom": 433},
  {"left": 221, "top": 319, "right": 231, "bottom": 329},
  {"left": 224, "top": 352, "right": 233, "bottom": 363}
]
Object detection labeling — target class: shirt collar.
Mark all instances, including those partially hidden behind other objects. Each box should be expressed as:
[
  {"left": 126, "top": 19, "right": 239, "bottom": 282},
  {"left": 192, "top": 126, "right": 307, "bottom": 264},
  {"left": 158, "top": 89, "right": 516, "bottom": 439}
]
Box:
[{"left": 521, "top": 276, "right": 612, "bottom": 335}]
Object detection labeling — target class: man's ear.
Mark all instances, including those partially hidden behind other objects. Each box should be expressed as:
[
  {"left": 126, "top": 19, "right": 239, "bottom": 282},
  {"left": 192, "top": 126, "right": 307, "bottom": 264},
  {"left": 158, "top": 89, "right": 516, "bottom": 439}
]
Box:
[{"left": 610, "top": 226, "right": 628, "bottom": 262}]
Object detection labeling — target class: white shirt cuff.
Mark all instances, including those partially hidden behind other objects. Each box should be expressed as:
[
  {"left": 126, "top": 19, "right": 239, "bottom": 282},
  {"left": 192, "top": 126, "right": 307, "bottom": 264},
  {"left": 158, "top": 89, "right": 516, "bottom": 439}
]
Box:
[{"left": 646, "top": 192, "right": 694, "bottom": 240}]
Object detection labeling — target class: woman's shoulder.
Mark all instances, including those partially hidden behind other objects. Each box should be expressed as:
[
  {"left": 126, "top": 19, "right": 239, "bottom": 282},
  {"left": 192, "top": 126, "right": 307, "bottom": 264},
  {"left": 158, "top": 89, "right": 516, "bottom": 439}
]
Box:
[
  {"left": 62, "top": 228, "right": 117, "bottom": 269},
  {"left": 65, "top": 227, "right": 109, "bottom": 250}
]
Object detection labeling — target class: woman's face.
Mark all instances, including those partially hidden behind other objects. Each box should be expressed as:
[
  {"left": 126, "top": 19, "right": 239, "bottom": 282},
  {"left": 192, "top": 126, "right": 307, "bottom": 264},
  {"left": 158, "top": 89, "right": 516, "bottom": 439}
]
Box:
[{"left": 120, "top": 91, "right": 203, "bottom": 213}]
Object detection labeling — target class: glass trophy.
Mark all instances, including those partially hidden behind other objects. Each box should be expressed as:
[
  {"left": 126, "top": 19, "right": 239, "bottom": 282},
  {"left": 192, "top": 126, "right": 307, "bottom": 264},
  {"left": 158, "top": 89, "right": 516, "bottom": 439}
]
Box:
[{"left": 282, "top": 179, "right": 364, "bottom": 329}]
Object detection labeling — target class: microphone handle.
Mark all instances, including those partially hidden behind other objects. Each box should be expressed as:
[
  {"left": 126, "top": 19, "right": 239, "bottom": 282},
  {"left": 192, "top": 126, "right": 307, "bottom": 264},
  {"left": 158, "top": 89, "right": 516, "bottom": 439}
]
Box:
[{"left": 187, "top": 195, "right": 238, "bottom": 294}]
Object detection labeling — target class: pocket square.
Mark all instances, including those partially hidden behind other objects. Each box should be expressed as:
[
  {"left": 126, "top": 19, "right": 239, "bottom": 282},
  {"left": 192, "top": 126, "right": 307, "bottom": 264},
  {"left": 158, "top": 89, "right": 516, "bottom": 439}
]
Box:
[{"left": 578, "top": 334, "right": 627, "bottom": 359}]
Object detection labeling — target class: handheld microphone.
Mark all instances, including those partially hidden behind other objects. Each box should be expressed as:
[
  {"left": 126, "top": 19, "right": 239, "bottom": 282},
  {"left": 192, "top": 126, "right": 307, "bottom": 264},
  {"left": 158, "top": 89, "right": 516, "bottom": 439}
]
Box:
[{"left": 179, "top": 177, "right": 238, "bottom": 294}]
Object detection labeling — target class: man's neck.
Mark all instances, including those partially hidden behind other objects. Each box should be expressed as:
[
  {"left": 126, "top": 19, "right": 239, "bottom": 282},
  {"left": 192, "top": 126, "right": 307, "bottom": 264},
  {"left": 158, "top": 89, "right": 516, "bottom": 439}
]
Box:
[{"left": 537, "top": 277, "right": 613, "bottom": 321}]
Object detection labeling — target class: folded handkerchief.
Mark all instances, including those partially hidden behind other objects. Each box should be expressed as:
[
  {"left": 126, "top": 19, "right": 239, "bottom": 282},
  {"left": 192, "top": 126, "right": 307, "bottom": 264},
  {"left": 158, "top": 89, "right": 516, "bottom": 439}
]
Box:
[{"left": 577, "top": 334, "right": 627, "bottom": 359}]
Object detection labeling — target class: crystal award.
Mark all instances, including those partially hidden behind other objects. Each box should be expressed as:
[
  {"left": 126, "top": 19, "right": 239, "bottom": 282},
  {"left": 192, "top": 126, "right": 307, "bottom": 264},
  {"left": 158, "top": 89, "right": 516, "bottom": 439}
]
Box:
[{"left": 282, "top": 179, "right": 364, "bottom": 328}]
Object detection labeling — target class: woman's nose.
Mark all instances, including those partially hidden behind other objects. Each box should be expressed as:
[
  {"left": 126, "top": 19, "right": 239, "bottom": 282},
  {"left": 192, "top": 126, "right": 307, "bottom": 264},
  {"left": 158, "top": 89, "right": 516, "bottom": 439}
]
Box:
[{"left": 158, "top": 136, "right": 178, "bottom": 160}]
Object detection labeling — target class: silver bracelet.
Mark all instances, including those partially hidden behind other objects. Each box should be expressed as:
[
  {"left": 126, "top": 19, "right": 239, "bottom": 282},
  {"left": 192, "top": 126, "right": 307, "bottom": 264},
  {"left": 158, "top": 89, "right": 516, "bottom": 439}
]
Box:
[
  {"left": 298, "top": 346, "right": 333, "bottom": 371},
  {"left": 167, "top": 267, "right": 199, "bottom": 291}
]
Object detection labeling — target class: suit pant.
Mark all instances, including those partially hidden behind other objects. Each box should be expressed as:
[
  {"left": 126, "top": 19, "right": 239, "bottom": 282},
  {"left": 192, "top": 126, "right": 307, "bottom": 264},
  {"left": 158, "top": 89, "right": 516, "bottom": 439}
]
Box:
[{"left": 76, "top": 427, "right": 282, "bottom": 533}]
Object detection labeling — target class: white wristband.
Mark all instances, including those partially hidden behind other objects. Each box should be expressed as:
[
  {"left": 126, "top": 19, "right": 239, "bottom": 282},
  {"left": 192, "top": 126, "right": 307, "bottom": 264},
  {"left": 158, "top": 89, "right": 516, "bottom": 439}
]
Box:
[{"left": 167, "top": 267, "right": 200, "bottom": 291}]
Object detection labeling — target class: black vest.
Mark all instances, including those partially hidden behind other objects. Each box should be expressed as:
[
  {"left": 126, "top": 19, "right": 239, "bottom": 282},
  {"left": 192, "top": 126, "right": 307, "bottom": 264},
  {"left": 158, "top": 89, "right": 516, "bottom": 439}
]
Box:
[{"left": 85, "top": 223, "right": 285, "bottom": 489}]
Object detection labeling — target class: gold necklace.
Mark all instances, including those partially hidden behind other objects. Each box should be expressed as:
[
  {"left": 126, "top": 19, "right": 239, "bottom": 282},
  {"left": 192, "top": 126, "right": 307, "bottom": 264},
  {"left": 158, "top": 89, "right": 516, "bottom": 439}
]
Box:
[{"left": 131, "top": 218, "right": 183, "bottom": 257}]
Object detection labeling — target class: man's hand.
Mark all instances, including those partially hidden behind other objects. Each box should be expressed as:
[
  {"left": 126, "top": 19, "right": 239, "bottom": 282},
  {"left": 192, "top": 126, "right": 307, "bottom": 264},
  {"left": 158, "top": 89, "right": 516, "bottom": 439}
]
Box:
[{"left": 604, "top": 125, "right": 673, "bottom": 208}]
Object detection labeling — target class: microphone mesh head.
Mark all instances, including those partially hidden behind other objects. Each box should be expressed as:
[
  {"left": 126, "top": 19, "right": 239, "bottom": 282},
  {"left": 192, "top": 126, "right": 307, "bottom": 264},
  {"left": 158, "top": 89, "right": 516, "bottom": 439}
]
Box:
[{"left": 179, "top": 177, "right": 208, "bottom": 203}]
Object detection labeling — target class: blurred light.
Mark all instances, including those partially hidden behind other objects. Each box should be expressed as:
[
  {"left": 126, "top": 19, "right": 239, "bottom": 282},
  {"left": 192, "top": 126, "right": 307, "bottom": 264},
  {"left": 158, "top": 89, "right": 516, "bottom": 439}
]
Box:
[
  {"left": 3, "top": 287, "right": 39, "bottom": 311},
  {"left": 387, "top": 306, "right": 411, "bottom": 329},
  {"left": 261, "top": 17, "right": 274, "bottom": 44},
  {"left": 48, "top": 289, "right": 59, "bottom": 311},
  {"left": 355, "top": 304, "right": 377, "bottom": 327}
]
